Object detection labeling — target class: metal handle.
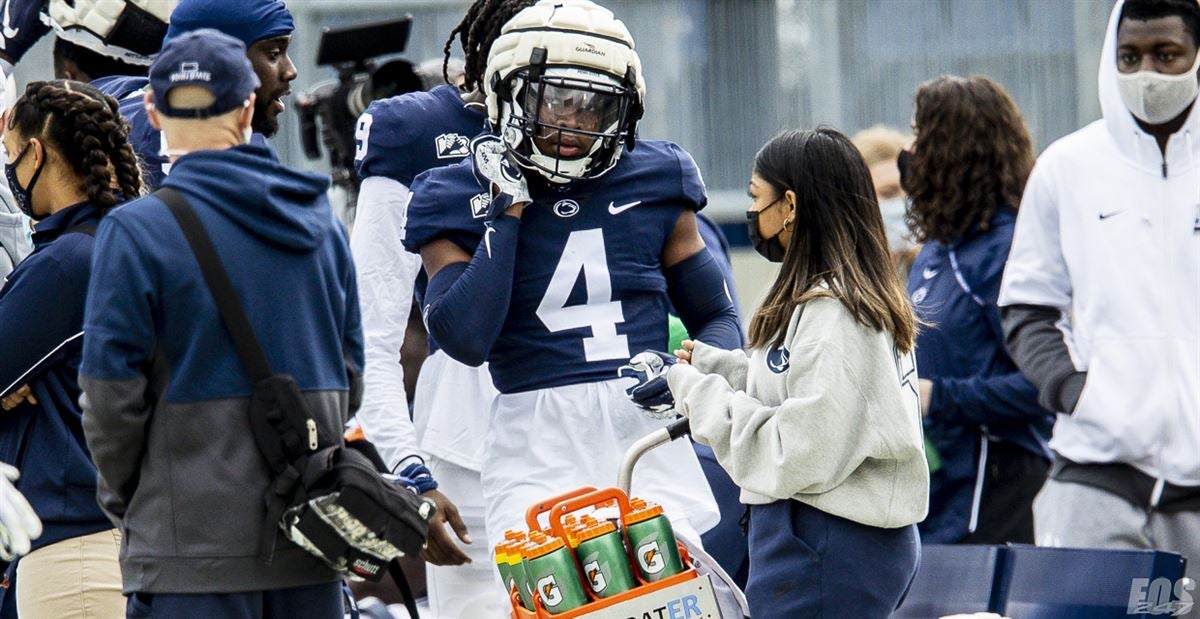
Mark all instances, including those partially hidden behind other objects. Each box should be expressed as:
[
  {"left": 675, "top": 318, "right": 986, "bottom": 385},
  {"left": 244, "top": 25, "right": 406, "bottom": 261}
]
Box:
[{"left": 617, "top": 418, "right": 692, "bottom": 495}]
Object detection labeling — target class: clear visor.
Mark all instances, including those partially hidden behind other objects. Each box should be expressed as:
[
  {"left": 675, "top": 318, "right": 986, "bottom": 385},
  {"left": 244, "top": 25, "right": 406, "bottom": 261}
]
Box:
[{"left": 520, "top": 72, "right": 625, "bottom": 158}]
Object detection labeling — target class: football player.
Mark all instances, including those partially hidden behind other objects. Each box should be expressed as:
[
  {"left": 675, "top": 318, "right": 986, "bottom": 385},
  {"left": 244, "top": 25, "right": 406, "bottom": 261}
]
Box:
[
  {"left": 404, "top": 0, "right": 740, "bottom": 574},
  {"left": 350, "top": 1, "right": 535, "bottom": 616}
]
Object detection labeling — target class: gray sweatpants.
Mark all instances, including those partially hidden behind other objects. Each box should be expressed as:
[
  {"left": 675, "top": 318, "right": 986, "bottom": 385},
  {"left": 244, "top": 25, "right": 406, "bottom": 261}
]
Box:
[{"left": 1034, "top": 479, "right": 1199, "bottom": 618}]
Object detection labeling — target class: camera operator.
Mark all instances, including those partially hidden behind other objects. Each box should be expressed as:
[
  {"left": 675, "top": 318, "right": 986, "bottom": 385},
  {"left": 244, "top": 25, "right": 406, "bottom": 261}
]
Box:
[{"left": 79, "top": 30, "right": 361, "bottom": 619}]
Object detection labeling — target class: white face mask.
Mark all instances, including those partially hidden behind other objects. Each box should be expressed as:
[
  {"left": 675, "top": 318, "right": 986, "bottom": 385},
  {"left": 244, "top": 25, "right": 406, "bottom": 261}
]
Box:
[
  {"left": 1116, "top": 53, "right": 1200, "bottom": 125},
  {"left": 878, "top": 197, "right": 911, "bottom": 251}
]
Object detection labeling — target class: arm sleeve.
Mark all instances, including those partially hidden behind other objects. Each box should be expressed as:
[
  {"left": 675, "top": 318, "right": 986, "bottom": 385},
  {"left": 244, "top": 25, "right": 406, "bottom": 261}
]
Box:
[
  {"left": 0, "top": 257, "right": 85, "bottom": 398},
  {"left": 997, "top": 162, "right": 1084, "bottom": 413},
  {"left": 665, "top": 249, "right": 741, "bottom": 351},
  {"left": 421, "top": 215, "right": 521, "bottom": 367},
  {"left": 688, "top": 340, "right": 749, "bottom": 392},
  {"left": 667, "top": 335, "right": 880, "bottom": 498},
  {"left": 1001, "top": 304, "right": 1086, "bottom": 413},
  {"left": 78, "top": 218, "right": 158, "bottom": 521},
  {"left": 348, "top": 176, "right": 422, "bottom": 470}
]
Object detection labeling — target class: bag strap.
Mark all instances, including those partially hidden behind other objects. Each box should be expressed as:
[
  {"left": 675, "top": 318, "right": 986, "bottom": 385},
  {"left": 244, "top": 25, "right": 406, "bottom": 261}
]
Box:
[
  {"left": 388, "top": 560, "right": 420, "bottom": 619},
  {"left": 156, "top": 187, "right": 273, "bottom": 383}
]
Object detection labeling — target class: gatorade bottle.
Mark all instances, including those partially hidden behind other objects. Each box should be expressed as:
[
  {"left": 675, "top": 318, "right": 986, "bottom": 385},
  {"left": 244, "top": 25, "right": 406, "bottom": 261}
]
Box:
[
  {"left": 622, "top": 498, "right": 685, "bottom": 582},
  {"left": 523, "top": 530, "right": 589, "bottom": 614},
  {"left": 574, "top": 516, "right": 636, "bottom": 598},
  {"left": 500, "top": 531, "right": 533, "bottom": 611}
]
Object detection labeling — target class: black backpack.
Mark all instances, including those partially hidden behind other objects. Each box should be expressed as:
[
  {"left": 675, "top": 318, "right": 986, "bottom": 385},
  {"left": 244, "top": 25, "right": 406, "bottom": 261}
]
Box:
[{"left": 158, "top": 187, "right": 434, "bottom": 581}]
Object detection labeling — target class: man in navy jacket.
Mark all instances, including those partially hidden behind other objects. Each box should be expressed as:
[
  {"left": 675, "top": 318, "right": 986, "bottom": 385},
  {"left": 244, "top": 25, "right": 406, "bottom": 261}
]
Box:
[{"left": 79, "top": 30, "right": 362, "bottom": 619}]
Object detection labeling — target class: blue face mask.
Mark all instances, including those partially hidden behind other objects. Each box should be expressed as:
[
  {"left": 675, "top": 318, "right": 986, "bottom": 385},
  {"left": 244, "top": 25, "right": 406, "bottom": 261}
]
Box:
[{"left": 5, "top": 142, "right": 45, "bottom": 220}]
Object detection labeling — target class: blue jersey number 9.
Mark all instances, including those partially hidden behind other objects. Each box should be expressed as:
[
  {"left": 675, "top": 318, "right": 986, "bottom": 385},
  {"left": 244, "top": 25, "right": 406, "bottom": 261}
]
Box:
[{"left": 536, "top": 229, "right": 630, "bottom": 362}]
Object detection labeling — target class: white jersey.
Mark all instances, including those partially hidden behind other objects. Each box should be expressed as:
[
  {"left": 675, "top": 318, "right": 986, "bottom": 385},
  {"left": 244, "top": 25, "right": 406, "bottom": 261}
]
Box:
[{"left": 351, "top": 176, "right": 494, "bottom": 472}]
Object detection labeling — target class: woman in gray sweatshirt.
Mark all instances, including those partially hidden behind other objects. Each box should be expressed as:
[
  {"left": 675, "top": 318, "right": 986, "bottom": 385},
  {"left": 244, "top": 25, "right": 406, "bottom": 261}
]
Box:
[{"left": 624, "top": 128, "right": 930, "bottom": 618}]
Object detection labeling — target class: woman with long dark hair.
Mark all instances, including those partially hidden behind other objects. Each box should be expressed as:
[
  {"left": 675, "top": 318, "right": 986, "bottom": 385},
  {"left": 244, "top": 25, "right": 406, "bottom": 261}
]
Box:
[
  {"left": 623, "top": 127, "right": 929, "bottom": 617},
  {"left": 902, "top": 75, "right": 1054, "bottom": 545},
  {"left": 0, "top": 79, "right": 143, "bottom": 617}
]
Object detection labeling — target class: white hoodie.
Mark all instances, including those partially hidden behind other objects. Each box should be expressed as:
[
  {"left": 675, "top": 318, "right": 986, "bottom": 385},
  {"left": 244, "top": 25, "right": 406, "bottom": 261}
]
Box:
[{"left": 999, "top": 0, "right": 1200, "bottom": 486}]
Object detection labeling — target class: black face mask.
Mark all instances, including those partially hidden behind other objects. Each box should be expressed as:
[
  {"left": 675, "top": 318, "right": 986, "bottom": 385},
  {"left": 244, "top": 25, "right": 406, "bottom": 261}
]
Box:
[
  {"left": 5, "top": 142, "right": 45, "bottom": 220},
  {"left": 897, "top": 149, "right": 913, "bottom": 194},
  {"left": 747, "top": 205, "right": 787, "bottom": 263}
]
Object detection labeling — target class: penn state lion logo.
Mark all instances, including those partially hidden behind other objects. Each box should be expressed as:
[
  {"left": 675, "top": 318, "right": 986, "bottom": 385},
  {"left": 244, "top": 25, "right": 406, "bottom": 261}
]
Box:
[
  {"left": 766, "top": 343, "right": 789, "bottom": 374},
  {"left": 553, "top": 200, "right": 580, "bottom": 218}
]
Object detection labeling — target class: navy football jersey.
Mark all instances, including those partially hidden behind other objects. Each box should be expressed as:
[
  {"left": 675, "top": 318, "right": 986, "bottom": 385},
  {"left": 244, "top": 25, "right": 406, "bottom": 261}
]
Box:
[
  {"left": 354, "top": 84, "right": 487, "bottom": 187},
  {"left": 354, "top": 83, "right": 488, "bottom": 354},
  {"left": 405, "top": 140, "right": 708, "bottom": 393}
]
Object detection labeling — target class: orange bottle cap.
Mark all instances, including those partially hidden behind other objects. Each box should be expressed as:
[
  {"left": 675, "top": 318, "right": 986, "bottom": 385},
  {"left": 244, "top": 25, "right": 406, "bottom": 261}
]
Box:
[
  {"left": 504, "top": 530, "right": 527, "bottom": 542},
  {"left": 623, "top": 498, "right": 665, "bottom": 525},
  {"left": 524, "top": 532, "right": 566, "bottom": 559},
  {"left": 575, "top": 519, "right": 618, "bottom": 543}
]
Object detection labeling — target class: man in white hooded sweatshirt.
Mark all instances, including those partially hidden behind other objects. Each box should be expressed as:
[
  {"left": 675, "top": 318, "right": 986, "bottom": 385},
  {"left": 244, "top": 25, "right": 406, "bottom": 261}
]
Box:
[{"left": 1000, "top": 0, "right": 1200, "bottom": 607}]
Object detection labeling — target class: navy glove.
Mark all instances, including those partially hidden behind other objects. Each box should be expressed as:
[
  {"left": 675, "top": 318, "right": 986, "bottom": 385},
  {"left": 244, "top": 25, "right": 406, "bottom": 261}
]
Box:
[
  {"left": 471, "top": 134, "right": 531, "bottom": 221},
  {"left": 618, "top": 351, "right": 678, "bottom": 419},
  {"left": 396, "top": 461, "right": 439, "bottom": 495},
  {"left": 0, "top": 0, "right": 51, "bottom": 64}
]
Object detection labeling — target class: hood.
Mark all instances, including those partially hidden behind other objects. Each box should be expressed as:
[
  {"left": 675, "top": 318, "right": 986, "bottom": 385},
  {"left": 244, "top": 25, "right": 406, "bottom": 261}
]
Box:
[
  {"left": 162, "top": 143, "right": 333, "bottom": 252},
  {"left": 1099, "top": 0, "right": 1200, "bottom": 174}
]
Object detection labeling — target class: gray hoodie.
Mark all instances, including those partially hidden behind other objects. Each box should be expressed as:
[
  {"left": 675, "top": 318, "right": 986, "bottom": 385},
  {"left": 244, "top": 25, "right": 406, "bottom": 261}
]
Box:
[{"left": 667, "top": 295, "right": 929, "bottom": 529}]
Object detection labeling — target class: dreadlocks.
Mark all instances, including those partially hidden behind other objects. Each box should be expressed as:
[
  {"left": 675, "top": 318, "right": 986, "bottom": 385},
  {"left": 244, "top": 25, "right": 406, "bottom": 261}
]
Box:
[{"left": 443, "top": 0, "right": 536, "bottom": 93}]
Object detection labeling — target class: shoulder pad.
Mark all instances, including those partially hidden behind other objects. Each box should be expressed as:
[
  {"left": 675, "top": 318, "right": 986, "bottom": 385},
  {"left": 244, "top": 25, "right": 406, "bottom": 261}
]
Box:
[
  {"left": 403, "top": 158, "right": 489, "bottom": 254},
  {"left": 354, "top": 86, "right": 485, "bottom": 186}
]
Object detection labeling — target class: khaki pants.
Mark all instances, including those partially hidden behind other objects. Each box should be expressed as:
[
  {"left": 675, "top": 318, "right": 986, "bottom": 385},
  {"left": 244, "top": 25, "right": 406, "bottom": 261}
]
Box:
[{"left": 17, "top": 528, "right": 123, "bottom": 619}]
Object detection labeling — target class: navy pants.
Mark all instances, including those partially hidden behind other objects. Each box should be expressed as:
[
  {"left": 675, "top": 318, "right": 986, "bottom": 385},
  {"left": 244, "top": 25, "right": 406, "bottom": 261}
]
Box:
[
  {"left": 126, "top": 581, "right": 343, "bottom": 619},
  {"left": 747, "top": 500, "right": 920, "bottom": 618}
]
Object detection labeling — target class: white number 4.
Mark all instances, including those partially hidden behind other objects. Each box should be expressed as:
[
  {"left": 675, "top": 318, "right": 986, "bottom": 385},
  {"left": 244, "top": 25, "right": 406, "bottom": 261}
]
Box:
[{"left": 536, "top": 229, "right": 629, "bottom": 361}]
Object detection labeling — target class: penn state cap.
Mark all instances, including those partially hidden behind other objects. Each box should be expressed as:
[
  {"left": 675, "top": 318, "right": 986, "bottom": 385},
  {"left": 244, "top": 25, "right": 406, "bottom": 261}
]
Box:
[{"left": 149, "top": 28, "right": 260, "bottom": 118}]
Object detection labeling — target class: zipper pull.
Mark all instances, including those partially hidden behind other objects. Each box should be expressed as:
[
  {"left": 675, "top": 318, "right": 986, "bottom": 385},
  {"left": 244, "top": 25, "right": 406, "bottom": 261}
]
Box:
[{"left": 306, "top": 419, "right": 318, "bottom": 450}]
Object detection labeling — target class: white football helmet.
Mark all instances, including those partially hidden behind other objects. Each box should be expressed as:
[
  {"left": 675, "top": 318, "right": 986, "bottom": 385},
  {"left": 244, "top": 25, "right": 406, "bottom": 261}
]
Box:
[
  {"left": 484, "top": 0, "right": 645, "bottom": 184},
  {"left": 48, "top": 0, "right": 178, "bottom": 66}
]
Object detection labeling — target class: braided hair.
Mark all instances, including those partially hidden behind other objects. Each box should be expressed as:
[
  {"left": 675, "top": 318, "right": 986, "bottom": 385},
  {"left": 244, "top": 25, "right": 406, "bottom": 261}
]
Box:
[
  {"left": 7, "top": 80, "right": 144, "bottom": 210},
  {"left": 443, "top": 0, "right": 536, "bottom": 92}
]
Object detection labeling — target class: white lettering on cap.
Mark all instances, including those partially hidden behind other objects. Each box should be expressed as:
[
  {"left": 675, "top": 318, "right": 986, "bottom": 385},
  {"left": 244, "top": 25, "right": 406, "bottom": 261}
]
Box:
[{"left": 170, "top": 61, "right": 212, "bottom": 83}]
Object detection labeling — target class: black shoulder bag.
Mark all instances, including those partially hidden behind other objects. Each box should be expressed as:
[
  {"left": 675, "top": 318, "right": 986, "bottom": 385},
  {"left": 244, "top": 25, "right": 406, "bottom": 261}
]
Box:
[{"left": 157, "top": 187, "right": 434, "bottom": 581}]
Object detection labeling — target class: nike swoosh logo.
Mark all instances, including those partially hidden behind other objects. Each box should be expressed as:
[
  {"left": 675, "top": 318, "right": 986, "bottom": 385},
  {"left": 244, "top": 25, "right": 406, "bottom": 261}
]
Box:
[
  {"left": 1098, "top": 210, "right": 1125, "bottom": 220},
  {"left": 923, "top": 268, "right": 937, "bottom": 280},
  {"left": 608, "top": 200, "right": 642, "bottom": 215},
  {"left": 483, "top": 225, "right": 496, "bottom": 258}
]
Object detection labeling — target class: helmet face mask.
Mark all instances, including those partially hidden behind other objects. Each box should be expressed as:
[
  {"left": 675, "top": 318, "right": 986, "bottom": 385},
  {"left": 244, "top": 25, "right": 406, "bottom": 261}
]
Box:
[{"left": 499, "top": 66, "right": 635, "bottom": 183}]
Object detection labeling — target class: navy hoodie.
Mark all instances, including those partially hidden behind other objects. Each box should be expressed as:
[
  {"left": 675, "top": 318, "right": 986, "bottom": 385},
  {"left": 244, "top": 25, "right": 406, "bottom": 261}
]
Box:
[
  {"left": 79, "top": 143, "right": 363, "bottom": 594},
  {"left": 0, "top": 200, "right": 112, "bottom": 551},
  {"left": 907, "top": 207, "right": 1054, "bottom": 543}
]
